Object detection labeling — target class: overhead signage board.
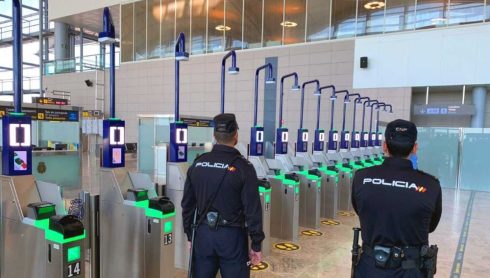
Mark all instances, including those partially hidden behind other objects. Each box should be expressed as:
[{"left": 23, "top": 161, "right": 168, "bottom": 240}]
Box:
[
  {"left": 181, "top": 117, "right": 214, "bottom": 128},
  {"left": 0, "top": 106, "right": 79, "bottom": 122},
  {"left": 413, "top": 104, "right": 475, "bottom": 116},
  {"left": 32, "top": 97, "right": 70, "bottom": 106}
]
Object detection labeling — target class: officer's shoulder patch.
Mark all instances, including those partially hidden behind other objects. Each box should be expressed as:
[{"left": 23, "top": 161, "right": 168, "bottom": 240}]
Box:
[{"left": 416, "top": 169, "right": 439, "bottom": 182}]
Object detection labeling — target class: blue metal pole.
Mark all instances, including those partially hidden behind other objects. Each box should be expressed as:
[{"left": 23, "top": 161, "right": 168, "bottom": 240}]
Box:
[
  {"left": 300, "top": 80, "right": 320, "bottom": 129},
  {"left": 175, "top": 59, "right": 180, "bottom": 120},
  {"left": 332, "top": 89, "right": 349, "bottom": 132},
  {"left": 341, "top": 93, "right": 359, "bottom": 131},
  {"left": 361, "top": 98, "right": 372, "bottom": 133},
  {"left": 316, "top": 85, "right": 335, "bottom": 129},
  {"left": 110, "top": 43, "right": 116, "bottom": 118},
  {"left": 253, "top": 63, "right": 273, "bottom": 126},
  {"left": 220, "top": 50, "right": 237, "bottom": 113},
  {"left": 175, "top": 33, "right": 186, "bottom": 121},
  {"left": 375, "top": 103, "right": 386, "bottom": 134},
  {"left": 316, "top": 93, "right": 321, "bottom": 130},
  {"left": 13, "top": 0, "right": 23, "bottom": 113},
  {"left": 317, "top": 85, "right": 335, "bottom": 130},
  {"left": 353, "top": 96, "right": 369, "bottom": 134},
  {"left": 368, "top": 100, "right": 379, "bottom": 135},
  {"left": 279, "top": 72, "right": 299, "bottom": 128}
]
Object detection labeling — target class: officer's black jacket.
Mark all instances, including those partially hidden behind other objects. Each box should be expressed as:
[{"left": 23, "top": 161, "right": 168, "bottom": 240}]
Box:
[
  {"left": 352, "top": 157, "right": 442, "bottom": 248},
  {"left": 181, "top": 144, "right": 265, "bottom": 252}
]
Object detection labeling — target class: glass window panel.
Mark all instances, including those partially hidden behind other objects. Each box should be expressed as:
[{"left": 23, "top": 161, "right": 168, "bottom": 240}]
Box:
[
  {"left": 148, "top": 0, "right": 162, "bottom": 59},
  {"left": 191, "top": 0, "right": 207, "bottom": 54},
  {"left": 225, "top": 0, "right": 243, "bottom": 50},
  {"left": 331, "top": 0, "right": 357, "bottom": 39},
  {"left": 415, "top": 0, "right": 449, "bottom": 29},
  {"left": 306, "top": 0, "right": 331, "bottom": 42},
  {"left": 176, "top": 0, "right": 191, "bottom": 42},
  {"left": 460, "top": 128, "right": 490, "bottom": 191},
  {"left": 384, "top": 0, "right": 416, "bottom": 32},
  {"left": 243, "top": 0, "right": 263, "bottom": 49},
  {"left": 134, "top": 0, "right": 147, "bottom": 61},
  {"left": 284, "top": 0, "right": 306, "bottom": 45},
  {"left": 263, "top": 0, "right": 283, "bottom": 46},
  {"left": 208, "top": 0, "right": 225, "bottom": 53},
  {"left": 448, "top": 0, "right": 484, "bottom": 25},
  {"left": 161, "top": 0, "right": 176, "bottom": 57},
  {"left": 121, "top": 4, "right": 134, "bottom": 62},
  {"left": 357, "top": 0, "right": 385, "bottom": 36},
  {"left": 417, "top": 127, "right": 460, "bottom": 189}
]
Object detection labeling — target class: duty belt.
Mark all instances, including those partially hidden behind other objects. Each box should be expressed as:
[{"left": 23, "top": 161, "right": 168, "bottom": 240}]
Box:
[
  {"left": 362, "top": 244, "right": 422, "bottom": 270},
  {"left": 201, "top": 211, "right": 245, "bottom": 228}
]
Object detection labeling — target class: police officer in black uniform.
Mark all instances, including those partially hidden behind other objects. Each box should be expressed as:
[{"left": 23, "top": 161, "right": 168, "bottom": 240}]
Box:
[
  {"left": 351, "top": 119, "right": 442, "bottom": 278},
  {"left": 182, "top": 113, "right": 265, "bottom": 278}
]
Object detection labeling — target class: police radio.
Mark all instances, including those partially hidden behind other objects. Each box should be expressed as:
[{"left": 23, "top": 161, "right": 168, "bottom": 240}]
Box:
[
  {"left": 313, "top": 129, "right": 325, "bottom": 152},
  {"left": 169, "top": 122, "right": 188, "bottom": 162},
  {"left": 250, "top": 126, "right": 264, "bottom": 156},
  {"left": 327, "top": 130, "right": 339, "bottom": 152},
  {"left": 2, "top": 115, "right": 32, "bottom": 175},
  {"left": 276, "top": 127, "right": 289, "bottom": 155},
  {"left": 102, "top": 119, "right": 125, "bottom": 167},
  {"left": 296, "top": 129, "right": 309, "bottom": 153}
]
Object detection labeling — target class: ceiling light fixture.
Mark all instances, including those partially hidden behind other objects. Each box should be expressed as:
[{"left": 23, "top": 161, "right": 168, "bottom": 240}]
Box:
[
  {"left": 364, "top": 1, "right": 385, "bottom": 10},
  {"left": 215, "top": 25, "right": 231, "bottom": 31},
  {"left": 280, "top": 21, "right": 298, "bottom": 28}
]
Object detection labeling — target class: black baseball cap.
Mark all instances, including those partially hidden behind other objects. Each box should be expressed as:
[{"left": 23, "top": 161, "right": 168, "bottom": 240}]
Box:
[
  {"left": 385, "top": 119, "right": 417, "bottom": 144},
  {"left": 213, "top": 113, "right": 239, "bottom": 133}
]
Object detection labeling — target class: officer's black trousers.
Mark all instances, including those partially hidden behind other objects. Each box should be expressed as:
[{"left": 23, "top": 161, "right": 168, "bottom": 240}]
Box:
[
  {"left": 355, "top": 253, "right": 424, "bottom": 278},
  {"left": 193, "top": 225, "right": 250, "bottom": 278}
]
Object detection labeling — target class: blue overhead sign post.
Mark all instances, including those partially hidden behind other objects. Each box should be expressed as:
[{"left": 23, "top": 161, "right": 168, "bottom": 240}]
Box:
[
  {"left": 169, "top": 33, "right": 190, "bottom": 163},
  {"left": 297, "top": 80, "right": 320, "bottom": 153},
  {"left": 351, "top": 96, "right": 370, "bottom": 149},
  {"left": 360, "top": 98, "right": 374, "bottom": 148},
  {"left": 2, "top": 0, "right": 33, "bottom": 176},
  {"left": 250, "top": 63, "right": 276, "bottom": 157},
  {"left": 99, "top": 7, "right": 125, "bottom": 168},
  {"left": 374, "top": 103, "right": 392, "bottom": 147},
  {"left": 314, "top": 85, "right": 336, "bottom": 152},
  {"left": 220, "top": 50, "right": 239, "bottom": 113},
  {"left": 276, "top": 72, "right": 300, "bottom": 155},
  {"left": 327, "top": 89, "right": 349, "bottom": 152},
  {"left": 367, "top": 100, "right": 379, "bottom": 147}
]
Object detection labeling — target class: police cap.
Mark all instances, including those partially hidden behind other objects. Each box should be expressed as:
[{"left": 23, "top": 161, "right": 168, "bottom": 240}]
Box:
[
  {"left": 213, "top": 113, "right": 239, "bottom": 133},
  {"left": 385, "top": 119, "right": 417, "bottom": 144}
]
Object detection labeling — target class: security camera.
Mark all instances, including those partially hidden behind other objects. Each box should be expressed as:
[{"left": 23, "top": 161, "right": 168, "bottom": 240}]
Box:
[{"left": 85, "top": 79, "right": 94, "bottom": 87}]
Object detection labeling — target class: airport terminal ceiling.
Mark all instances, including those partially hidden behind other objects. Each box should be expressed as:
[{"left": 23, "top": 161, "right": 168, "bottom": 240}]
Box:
[{"left": 116, "top": 0, "right": 490, "bottom": 62}]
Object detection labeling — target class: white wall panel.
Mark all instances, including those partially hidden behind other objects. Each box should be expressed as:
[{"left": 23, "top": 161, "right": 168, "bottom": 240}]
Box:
[{"left": 354, "top": 24, "right": 490, "bottom": 89}]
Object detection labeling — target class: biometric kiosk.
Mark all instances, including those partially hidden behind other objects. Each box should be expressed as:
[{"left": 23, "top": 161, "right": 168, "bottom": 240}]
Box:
[
  {"left": 240, "top": 143, "right": 300, "bottom": 243},
  {"left": 99, "top": 168, "right": 176, "bottom": 278}
]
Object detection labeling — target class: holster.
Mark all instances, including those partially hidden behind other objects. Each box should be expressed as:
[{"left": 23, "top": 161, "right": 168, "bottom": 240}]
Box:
[{"left": 420, "top": 245, "right": 438, "bottom": 278}]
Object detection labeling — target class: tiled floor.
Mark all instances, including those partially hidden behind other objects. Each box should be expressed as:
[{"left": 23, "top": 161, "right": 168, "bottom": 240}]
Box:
[
  {"left": 174, "top": 189, "right": 490, "bottom": 277},
  {"left": 76, "top": 155, "right": 490, "bottom": 277}
]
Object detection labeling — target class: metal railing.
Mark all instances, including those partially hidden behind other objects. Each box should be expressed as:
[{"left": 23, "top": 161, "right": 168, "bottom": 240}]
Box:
[
  {"left": 43, "top": 52, "right": 120, "bottom": 76},
  {"left": 0, "top": 15, "right": 49, "bottom": 41},
  {"left": 0, "top": 76, "right": 40, "bottom": 94}
]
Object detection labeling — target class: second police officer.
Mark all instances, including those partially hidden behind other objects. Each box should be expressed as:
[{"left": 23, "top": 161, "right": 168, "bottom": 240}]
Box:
[
  {"left": 351, "top": 119, "right": 442, "bottom": 278},
  {"left": 182, "top": 113, "right": 265, "bottom": 278}
]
